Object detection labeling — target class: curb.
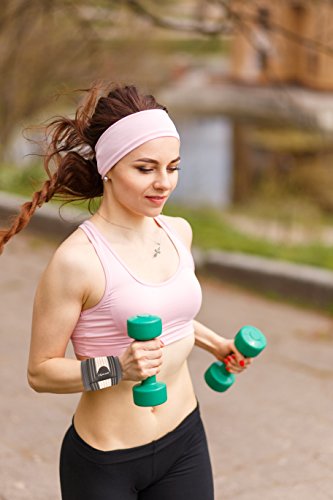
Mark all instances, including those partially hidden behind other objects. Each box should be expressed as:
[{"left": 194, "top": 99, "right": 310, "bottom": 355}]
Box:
[
  {"left": 0, "top": 191, "right": 86, "bottom": 241},
  {"left": 194, "top": 249, "right": 333, "bottom": 309},
  {"left": 1, "top": 191, "right": 333, "bottom": 309}
]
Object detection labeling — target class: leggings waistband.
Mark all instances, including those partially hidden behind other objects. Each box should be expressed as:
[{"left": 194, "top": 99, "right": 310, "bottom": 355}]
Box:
[{"left": 69, "top": 403, "right": 201, "bottom": 464}]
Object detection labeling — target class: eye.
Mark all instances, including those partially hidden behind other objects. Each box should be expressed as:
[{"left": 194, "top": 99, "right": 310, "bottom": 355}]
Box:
[
  {"left": 136, "top": 167, "right": 154, "bottom": 173},
  {"left": 135, "top": 165, "right": 181, "bottom": 173}
]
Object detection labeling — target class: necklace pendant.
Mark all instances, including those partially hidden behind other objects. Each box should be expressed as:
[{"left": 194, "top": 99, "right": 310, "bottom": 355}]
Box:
[{"left": 153, "top": 245, "right": 161, "bottom": 258}]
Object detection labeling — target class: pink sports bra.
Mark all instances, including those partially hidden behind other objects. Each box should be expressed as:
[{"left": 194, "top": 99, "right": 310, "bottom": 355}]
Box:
[{"left": 71, "top": 216, "right": 202, "bottom": 357}]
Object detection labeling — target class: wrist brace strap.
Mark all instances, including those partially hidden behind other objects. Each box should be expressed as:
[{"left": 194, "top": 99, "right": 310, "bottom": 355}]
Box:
[{"left": 81, "top": 356, "right": 122, "bottom": 391}]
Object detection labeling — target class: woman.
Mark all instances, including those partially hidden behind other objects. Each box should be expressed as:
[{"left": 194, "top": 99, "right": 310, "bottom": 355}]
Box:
[{"left": 0, "top": 83, "right": 252, "bottom": 499}]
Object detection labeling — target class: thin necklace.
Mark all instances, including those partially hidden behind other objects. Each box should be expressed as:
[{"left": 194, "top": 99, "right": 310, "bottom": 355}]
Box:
[{"left": 95, "top": 211, "right": 161, "bottom": 258}]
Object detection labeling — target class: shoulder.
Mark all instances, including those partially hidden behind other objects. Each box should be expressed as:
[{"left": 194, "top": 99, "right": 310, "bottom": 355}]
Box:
[
  {"left": 39, "top": 227, "right": 94, "bottom": 295},
  {"left": 160, "top": 215, "right": 193, "bottom": 250},
  {"left": 51, "top": 228, "right": 91, "bottom": 272}
]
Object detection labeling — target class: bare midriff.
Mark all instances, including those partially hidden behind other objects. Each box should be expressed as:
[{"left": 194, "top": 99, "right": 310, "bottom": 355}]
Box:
[{"left": 73, "top": 334, "right": 197, "bottom": 451}]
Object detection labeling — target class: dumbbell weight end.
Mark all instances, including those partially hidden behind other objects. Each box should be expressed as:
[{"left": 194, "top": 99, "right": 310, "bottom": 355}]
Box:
[
  {"left": 133, "top": 376, "right": 167, "bottom": 407},
  {"left": 204, "top": 361, "right": 236, "bottom": 392}
]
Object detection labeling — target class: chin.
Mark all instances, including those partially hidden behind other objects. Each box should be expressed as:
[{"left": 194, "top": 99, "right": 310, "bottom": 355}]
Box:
[
  {"left": 145, "top": 204, "right": 166, "bottom": 214},
  {"left": 146, "top": 208, "right": 163, "bottom": 217}
]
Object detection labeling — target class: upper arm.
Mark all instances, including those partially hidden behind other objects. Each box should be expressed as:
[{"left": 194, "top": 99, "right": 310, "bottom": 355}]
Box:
[{"left": 28, "top": 244, "right": 88, "bottom": 373}]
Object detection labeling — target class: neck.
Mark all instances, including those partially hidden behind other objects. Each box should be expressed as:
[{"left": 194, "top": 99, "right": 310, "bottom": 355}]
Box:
[{"left": 94, "top": 202, "right": 160, "bottom": 236}]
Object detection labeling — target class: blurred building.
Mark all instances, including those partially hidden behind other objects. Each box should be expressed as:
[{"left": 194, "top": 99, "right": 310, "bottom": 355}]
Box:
[{"left": 230, "top": 0, "right": 333, "bottom": 90}]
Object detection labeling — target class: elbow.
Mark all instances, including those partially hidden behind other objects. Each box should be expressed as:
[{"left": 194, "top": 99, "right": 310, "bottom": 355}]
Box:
[{"left": 27, "top": 369, "right": 45, "bottom": 393}]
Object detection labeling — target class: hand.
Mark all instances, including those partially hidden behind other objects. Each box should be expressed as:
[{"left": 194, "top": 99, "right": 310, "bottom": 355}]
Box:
[
  {"left": 119, "top": 339, "right": 164, "bottom": 382},
  {"left": 215, "top": 337, "right": 252, "bottom": 375}
]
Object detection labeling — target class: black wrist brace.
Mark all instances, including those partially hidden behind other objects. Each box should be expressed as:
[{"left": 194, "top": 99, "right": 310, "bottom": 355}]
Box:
[{"left": 81, "top": 356, "right": 122, "bottom": 391}]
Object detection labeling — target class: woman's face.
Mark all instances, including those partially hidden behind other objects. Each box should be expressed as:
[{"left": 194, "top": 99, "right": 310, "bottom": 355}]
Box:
[{"left": 106, "top": 137, "right": 180, "bottom": 217}]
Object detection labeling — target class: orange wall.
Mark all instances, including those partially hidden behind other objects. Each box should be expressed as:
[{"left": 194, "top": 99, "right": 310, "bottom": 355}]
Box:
[{"left": 230, "top": 0, "right": 333, "bottom": 90}]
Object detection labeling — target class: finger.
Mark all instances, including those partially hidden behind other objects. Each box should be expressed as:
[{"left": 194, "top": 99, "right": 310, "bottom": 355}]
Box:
[
  {"left": 229, "top": 349, "right": 248, "bottom": 369},
  {"left": 138, "top": 358, "right": 163, "bottom": 377},
  {"left": 146, "top": 367, "right": 161, "bottom": 378},
  {"left": 225, "top": 355, "right": 248, "bottom": 373},
  {"left": 224, "top": 355, "right": 240, "bottom": 367},
  {"left": 132, "top": 348, "right": 163, "bottom": 366},
  {"left": 143, "top": 355, "right": 163, "bottom": 368},
  {"left": 224, "top": 363, "right": 241, "bottom": 374},
  {"left": 225, "top": 362, "right": 242, "bottom": 374},
  {"left": 138, "top": 350, "right": 163, "bottom": 362},
  {"left": 133, "top": 339, "right": 162, "bottom": 351},
  {"left": 142, "top": 339, "right": 163, "bottom": 350},
  {"left": 137, "top": 358, "right": 162, "bottom": 372},
  {"left": 236, "top": 357, "right": 252, "bottom": 368},
  {"left": 224, "top": 357, "right": 237, "bottom": 372}
]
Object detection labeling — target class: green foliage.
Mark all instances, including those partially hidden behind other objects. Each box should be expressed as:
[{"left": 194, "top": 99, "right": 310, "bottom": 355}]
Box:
[
  {"left": 0, "top": 163, "right": 47, "bottom": 197},
  {"left": 0, "top": 163, "right": 101, "bottom": 212},
  {"left": 164, "top": 204, "right": 333, "bottom": 271}
]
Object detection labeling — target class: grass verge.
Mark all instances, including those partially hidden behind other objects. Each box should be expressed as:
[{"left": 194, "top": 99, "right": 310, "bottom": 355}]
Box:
[{"left": 164, "top": 204, "right": 333, "bottom": 271}]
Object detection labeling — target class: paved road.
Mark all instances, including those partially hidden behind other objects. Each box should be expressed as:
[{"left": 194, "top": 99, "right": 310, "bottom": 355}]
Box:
[{"left": 1, "top": 233, "right": 333, "bottom": 500}]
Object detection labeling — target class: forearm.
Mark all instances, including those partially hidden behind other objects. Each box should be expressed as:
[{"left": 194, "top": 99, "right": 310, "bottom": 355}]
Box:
[
  {"left": 193, "top": 319, "right": 231, "bottom": 359},
  {"left": 27, "top": 338, "right": 161, "bottom": 394},
  {"left": 28, "top": 354, "right": 122, "bottom": 394},
  {"left": 27, "top": 357, "right": 84, "bottom": 394}
]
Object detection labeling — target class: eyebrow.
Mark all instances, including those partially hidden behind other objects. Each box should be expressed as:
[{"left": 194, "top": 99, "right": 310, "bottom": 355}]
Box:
[{"left": 134, "top": 156, "right": 181, "bottom": 165}]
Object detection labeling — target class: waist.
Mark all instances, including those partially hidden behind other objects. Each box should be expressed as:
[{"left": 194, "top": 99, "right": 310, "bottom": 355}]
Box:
[{"left": 73, "top": 362, "right": 197, "bottom": 450}]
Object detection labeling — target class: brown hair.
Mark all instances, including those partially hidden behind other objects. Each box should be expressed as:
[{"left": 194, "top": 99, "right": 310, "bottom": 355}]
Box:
[{"left": 0, "top": 83, "right": 167, "bottom": 253}]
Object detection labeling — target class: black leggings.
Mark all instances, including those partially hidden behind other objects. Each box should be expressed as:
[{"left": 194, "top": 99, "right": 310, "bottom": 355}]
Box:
[{"left": 59, "top": 405, "right": 214, "bottom": 499}]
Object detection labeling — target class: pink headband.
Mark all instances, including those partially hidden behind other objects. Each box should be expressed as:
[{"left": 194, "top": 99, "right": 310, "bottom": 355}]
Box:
[{"left": 95, "top": 109, "right": 180, "bottom": 178}]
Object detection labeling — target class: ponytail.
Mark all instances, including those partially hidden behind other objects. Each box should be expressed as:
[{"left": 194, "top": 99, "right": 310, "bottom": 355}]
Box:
[{"left": 0, "top": 82, "right": 166, "bottom": 253}]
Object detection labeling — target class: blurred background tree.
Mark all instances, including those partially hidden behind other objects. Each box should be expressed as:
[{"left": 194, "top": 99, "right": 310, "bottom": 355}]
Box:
[
  {"left": 0, "top": 0, "right": 103, "bottom": 151},
  {"left": 0, "top": 0, "right": 229, "bottom": 155},
  {"left": 2, "top": 0, "right": 333, "bottom": 269}
]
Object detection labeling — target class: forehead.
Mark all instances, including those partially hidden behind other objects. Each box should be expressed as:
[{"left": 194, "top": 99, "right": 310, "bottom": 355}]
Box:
[{"left": 126, "top": 137, "right": 180, "bottom": 161}]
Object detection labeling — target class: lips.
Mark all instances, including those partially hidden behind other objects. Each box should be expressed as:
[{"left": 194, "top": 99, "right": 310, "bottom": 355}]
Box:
[
  {"left": 145, "top": 196, "right": 167, "bottom": 201},
  {"left": 145, "top": 195, "right": 167, "bottom": 205}
]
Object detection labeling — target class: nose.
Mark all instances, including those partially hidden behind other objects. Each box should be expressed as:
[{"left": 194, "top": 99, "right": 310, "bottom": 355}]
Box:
[{"left": 153, "top": 170, "right": 173, "bottom": 191}]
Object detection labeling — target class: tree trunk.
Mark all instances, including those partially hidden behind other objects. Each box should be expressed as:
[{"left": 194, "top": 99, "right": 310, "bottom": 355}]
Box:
[{"left": 232, "top": 121, "right": 251, "bottom": 202}]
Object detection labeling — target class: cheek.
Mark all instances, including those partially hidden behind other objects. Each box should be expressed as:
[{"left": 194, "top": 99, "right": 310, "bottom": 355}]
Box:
[
  {"left": 114, "top": 175, "right": 147, "bottom": 198},
  {"left": 170, "top": 173, "right": 179, "bottom": 190}
]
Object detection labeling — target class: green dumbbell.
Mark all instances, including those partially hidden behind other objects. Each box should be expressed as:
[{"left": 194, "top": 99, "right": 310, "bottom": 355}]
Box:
[
  {"left": 205, "top": 325, "right": 267, "bottom": 392},
  {"left": 127, "top": 314, "right": 167, "bottom": 407}
]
